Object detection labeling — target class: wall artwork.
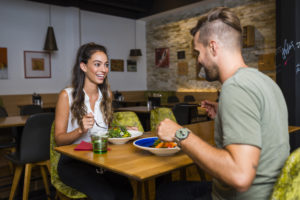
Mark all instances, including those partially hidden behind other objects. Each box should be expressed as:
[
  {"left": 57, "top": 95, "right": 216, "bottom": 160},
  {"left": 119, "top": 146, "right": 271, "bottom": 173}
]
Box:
[
  {"left": 177, "top": 61, "right": 188, "bottom": 75},
  {"left": 177, "top": 51, "right": 185, "bottom": 60},
  {"left": 24, "top": 51, "right": 51, "bottom": 78},
  {"left": 127, "top": 60, "right": 137, "bottom": 72},
  {"left": 110, "top": 59, "right": 124, "bottom": 72},
  {"left": 155, "top": 48, "right": 169, "bottom": 68},
  {"left": 0, "top": 47, "right": 8, "bottom": 79}
]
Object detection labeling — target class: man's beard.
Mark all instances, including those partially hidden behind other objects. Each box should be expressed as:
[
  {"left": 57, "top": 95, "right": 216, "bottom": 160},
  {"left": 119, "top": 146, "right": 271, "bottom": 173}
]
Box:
[{"left": 204, "top": 65, "right": 219, "bottom": 82}]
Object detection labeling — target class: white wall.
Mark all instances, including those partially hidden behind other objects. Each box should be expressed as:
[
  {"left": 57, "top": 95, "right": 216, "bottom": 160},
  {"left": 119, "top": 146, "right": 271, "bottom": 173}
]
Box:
[{"left": 0, "top": 0, "right": 147, "bottom": 95}]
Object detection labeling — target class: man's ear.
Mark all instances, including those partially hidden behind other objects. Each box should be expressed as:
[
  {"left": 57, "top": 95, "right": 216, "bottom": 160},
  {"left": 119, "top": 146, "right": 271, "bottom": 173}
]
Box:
[
  {"left": 209, "top": 41, "right": 217, "bottom": 56},
  {"left": 80, "top": 62, "right": 87, "bottom": 72}
]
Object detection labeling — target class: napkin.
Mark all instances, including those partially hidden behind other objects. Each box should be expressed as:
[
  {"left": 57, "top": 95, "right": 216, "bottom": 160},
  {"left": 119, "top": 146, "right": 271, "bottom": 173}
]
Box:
[
  {"left": 74, "top": 141, "right": 111, "bottom": 151},
  {"left": 74, "top": 141, "right": 93, "bottom": 151}
]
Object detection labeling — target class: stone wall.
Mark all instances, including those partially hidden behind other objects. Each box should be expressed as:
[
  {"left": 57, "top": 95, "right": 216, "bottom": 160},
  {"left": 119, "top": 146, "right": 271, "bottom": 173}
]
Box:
[{"left": 146, "top": 0, "right": 275, "bottom": 91}]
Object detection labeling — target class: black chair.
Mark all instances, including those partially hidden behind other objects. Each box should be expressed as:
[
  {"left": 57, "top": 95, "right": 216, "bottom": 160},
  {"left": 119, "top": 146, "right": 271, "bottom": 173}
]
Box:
[
  {"left": 19, "top": 105, "right": 43, "bottom": 116},
  {"left": 172, "top": 103, "right": 190, "bottom": 125},
  {"left": 6, "top": 112, "right": 54, "bottom": 200},
  {"left": 0, "top": 106, "right": 17, "bottom": 149},
  {"left": 167, "top": 95, "right": 179, "bottom": 103},
  {"left": 183, "top": 95, "right": 196, "bottom": 103},
  {"left": 172, "top": 103, "right": 200, "bottom": 125},
  {"left": 148, "top": 97, "right": 161, "bottom": 107}
]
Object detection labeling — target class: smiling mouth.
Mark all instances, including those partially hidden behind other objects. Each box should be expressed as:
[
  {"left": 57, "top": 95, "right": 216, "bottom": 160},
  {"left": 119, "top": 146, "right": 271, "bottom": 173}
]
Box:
[{"left": 96, "top": 74, "right": 105, "bottom": 79}]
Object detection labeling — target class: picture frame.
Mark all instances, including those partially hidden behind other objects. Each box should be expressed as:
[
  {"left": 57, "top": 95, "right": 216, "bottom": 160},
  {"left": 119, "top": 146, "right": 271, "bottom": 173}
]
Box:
[
  {"left": 24, "top": 51, "right": 51, "bottom": 78},
  {"left": 0, "top": 47, "right": 8, "bottom": 79},
  {"left": 127, "top": 60, "right": 137, "bottom": 72},
  {"left": 155, "top": 48, "right": 169, "bottom": 68},
  {"left": 110, "top": 59, "right": 124, "bottom": 72}
]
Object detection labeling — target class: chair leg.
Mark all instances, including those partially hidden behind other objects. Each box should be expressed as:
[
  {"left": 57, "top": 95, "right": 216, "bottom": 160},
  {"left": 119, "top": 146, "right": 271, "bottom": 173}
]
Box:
[
  {"left": 40, "top": 165, "right": 51, "bottom": 200},
  {"left": 9, "top": 165, "right": 23, "bottom": 200},
  {"left": 23, "top": 163, "right": 33, "bottom": 200}
]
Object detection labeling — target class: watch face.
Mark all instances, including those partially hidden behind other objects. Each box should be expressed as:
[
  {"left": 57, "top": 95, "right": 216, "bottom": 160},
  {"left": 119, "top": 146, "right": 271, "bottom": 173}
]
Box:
[{"left": 176, "top": 129, "right": 189, "bottom": 139}]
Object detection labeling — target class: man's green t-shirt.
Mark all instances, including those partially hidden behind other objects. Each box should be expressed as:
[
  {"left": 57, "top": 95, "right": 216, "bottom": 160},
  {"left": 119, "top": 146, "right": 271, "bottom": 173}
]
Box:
[{"left": 212, "top": 68, "right": 290, "bottom": 200}]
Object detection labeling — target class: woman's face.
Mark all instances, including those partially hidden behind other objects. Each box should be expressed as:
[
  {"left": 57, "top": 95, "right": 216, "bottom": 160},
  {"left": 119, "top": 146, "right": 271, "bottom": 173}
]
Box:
[{"left": 80, "top": 51, "right": 109, "bottom": 85}]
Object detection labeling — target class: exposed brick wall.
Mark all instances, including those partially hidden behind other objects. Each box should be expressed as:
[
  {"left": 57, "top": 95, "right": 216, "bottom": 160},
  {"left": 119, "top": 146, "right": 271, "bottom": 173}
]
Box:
[{"left": 146, "top": 0, "right": 275, "bottom": 91}]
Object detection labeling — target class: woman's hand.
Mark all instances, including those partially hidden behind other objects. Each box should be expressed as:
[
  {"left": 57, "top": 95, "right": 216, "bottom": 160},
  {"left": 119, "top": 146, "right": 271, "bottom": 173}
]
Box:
[{"left": 81, "top": 112, "right": 95, "bottom": 133}]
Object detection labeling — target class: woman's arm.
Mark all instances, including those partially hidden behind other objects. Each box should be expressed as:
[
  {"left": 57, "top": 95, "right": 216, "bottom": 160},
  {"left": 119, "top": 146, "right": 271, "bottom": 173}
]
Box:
[{"left": 54, "top": 90, "right": 88, "bottom": 146}]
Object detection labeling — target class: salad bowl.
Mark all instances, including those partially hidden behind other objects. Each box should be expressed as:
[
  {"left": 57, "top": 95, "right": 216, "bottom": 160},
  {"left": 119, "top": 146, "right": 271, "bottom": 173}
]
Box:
[{"left": 108, "top": 130, "right": 143, "bottom": 145}]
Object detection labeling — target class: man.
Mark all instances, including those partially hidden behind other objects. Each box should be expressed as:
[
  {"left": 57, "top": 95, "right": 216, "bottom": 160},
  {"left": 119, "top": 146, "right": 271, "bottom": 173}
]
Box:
[{"left": 156, "top": 7, "right": 290, "bottom": 200}]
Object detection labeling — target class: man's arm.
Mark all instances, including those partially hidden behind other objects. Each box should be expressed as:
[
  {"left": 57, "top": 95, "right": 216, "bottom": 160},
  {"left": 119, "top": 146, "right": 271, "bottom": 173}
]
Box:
[{"left": 157, "top": 119, "right": 260, "bottom": 192}]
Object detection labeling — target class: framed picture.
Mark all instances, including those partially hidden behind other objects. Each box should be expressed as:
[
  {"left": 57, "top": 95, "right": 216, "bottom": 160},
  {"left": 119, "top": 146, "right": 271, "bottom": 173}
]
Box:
[
  {"left": 110, "top": 59, "right": 124, "bottom": 72},
  {"left": 24, "top": 51, "right": 51, "bottom": 78},
  {"left": 177, "top": 51, "right": 185, "bottom": 60},
  {"left": 127, "top": 60, "right": 137, "bottom": 72},
  {"left": 0, "top": 47, "right": 8, "bottom": 79},
  {"left": 155, "top": 48, "right": 169, "bottom": 68}
]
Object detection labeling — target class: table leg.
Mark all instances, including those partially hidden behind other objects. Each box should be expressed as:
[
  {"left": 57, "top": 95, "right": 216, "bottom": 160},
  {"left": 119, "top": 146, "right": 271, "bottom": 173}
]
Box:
[{"left": 137, "top": 181, "right": 150, "bottom": 200}]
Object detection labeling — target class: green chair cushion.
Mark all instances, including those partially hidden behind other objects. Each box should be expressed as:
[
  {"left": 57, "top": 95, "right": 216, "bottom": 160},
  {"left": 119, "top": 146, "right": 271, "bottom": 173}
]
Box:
[
  {"left": 50, "top": 123, "right": 87, "bottom": 198},
  {"left": 112, "top": 111, "right": 144, "bottom": 132},
  {"left": 150, "top": 107, "right": 177, "bottom": 131},
  {"left": 270, "top": 148, "right": 300, "bottom": 200}
]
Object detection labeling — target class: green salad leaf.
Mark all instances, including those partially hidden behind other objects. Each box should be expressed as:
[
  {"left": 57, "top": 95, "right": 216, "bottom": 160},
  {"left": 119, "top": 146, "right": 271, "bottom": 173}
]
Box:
[{"left": 108, "top": 126, "right": 131, "bottom": 138}]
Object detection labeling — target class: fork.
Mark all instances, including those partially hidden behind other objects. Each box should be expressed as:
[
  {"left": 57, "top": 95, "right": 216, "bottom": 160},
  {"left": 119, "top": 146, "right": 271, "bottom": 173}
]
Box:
[{"left": 94, "top": 119, "right": 107, "bottom": 129}]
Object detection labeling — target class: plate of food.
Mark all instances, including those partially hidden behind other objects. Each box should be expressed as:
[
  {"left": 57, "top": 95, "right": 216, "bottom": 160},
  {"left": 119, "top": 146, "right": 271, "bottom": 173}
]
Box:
[
  {"left": 133, "top": 137, "right": 180, "bottom": 156},
  {"left": 108, "top": 126, "right": 143, "bottom": 144}
]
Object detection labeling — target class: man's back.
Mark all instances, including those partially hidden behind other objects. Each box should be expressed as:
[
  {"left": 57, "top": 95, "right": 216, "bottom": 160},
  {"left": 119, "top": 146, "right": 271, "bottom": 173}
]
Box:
[{"left": 213, "top": 67, "right": 290, "bottom": 200}]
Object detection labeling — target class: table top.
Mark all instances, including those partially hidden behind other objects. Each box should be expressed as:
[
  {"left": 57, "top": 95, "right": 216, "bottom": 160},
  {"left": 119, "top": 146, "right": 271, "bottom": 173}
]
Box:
[
  {"left": 0, "top": 116, "right": 29, "bottom": 128},
  {"left": 55, "top": 133, "right": 193, "bottom": 181},
  {"left": 288, "top": 126, "right": 300, "bottom": 133},
  {"left": 55, "top": 121, "right": 300, "bottom": 182},
  {"left": 114, "top": 106, "right": 151, "bottom": 114}
]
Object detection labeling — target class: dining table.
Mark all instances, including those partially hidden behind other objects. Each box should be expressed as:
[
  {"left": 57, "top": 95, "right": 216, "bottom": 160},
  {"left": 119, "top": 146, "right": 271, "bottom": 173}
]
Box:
[
  {"left": 55, "top": 121, "right": 300, "bottom": 200},
  {"left": 0, "top": 116, "right": 29, "bottom": 128}
]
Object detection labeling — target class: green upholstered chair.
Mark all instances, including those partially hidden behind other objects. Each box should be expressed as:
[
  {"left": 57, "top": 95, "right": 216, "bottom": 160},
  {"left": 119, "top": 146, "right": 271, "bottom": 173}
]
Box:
[
  {"left": 270, "top": 148, "right": 300, "bottom": 200},
  {"left": 112, "top": 111, "right": 144, "bottom": 132},
  {"left": 50, "top": 123, "right": 87, "bottom": 199},
  {"left": 150, "top": 107, "right": 177, "bottom": 131}
]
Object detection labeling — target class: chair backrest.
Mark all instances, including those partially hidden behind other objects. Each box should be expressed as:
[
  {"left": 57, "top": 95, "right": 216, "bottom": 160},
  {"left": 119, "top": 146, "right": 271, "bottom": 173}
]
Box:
[
  {"left": 184, "top": 95, "right": 196, "bottom": 103},
  {"left": 49, "top": 122, "right": 87, "bottom": 198},
  {"left": 112, "top": 111, "right": 144, "bottom": 132},
  {"left": 172, "top": 104, "right": 190, "bottom": 125},
  {"left": 0, "top": 106, "right": 8, "bottom": 117},
  {"left": 167, "top": 95, "right": 179, "bottom": 103},
  {"left": 270, "top": 148, "right": 300, "bottom": 200},
  {"left": 19, "top": 112, "right": 54, "bottom": 163},
  {"left": 148, "top": 97, "right": 161, "bottom": 107},
  {"left": 150, "top": 107, "right": 177, "bottom": 131},
  {"left": 20, "top": 104, "right": 43, "bottom": 116}
]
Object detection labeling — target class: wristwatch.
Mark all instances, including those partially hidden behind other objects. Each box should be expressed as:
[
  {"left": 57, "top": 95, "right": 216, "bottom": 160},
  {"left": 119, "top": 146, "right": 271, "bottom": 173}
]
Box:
[{"left": 174, "top": 128, "right": 190, "bottom": 147}]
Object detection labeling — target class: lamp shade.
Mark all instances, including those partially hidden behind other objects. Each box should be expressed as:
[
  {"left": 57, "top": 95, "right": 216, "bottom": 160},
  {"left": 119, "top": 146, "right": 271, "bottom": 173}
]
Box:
[
  {"left": 44, "top": 26, "right": 58, "bottom": 51},
  {"left": 129, "top": 49, "right": 142, "bottom": 56}
]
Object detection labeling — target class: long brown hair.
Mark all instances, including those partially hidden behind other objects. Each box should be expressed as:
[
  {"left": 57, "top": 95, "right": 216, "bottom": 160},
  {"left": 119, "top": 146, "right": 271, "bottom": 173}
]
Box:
[{"left": 70, "top": 42, "right": 113, "bottom": 127}]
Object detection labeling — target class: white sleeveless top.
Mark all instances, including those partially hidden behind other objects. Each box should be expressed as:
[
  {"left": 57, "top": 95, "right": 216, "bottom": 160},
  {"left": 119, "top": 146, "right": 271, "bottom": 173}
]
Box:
[{"left": 64, "top": 88, "right": 108, "bottom": 144}]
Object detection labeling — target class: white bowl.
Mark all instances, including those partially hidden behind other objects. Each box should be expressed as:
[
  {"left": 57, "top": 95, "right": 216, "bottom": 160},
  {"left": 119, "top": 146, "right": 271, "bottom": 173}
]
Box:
[
  {"left": 133, "top": 137, "right": 181, "bottom": 156},
  {"left": 108, "top": 130, "right": 143, "bottom": 145}
]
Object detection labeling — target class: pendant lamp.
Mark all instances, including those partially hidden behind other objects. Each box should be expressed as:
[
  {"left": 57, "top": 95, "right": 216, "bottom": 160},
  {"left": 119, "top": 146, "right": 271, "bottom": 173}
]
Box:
[
  {"left": 44, "top": 5, "right": 58, "bottom": 51},
  {"left": 129, "top": 21, "right": 142, "bottom": 57}
]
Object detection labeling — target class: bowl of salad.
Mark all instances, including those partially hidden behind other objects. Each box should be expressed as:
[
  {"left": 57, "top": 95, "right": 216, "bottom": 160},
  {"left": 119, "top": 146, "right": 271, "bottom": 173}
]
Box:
[
  {"left": 108, "top": 126, "right": 143, "bottom": 145},
  {"left": 133, "top": 137, "right": 180, "bottom": 156}
]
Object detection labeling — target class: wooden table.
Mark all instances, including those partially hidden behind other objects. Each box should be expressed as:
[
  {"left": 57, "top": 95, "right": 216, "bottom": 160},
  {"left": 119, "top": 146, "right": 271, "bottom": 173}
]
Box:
[
  {"left": 0, "top": 116, "right": 29, "bottom": 128},
  {"left": 55, "top": 121, "right": 300, "bottom": 199}
]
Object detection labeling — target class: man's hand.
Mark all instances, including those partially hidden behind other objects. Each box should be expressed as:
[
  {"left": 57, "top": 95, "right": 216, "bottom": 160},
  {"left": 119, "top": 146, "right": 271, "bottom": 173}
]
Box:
[
  {"left": 156, "top": 119, "right": 182, "bottom": 142},
  {"left": 201, "top": 100, "right": 218, "bottom": 119}
]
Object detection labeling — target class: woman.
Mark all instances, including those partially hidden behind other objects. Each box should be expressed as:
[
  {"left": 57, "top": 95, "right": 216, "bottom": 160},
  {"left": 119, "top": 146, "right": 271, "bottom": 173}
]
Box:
[{"left": 55, "top": 43, "right": 133, "bottom": 200}]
